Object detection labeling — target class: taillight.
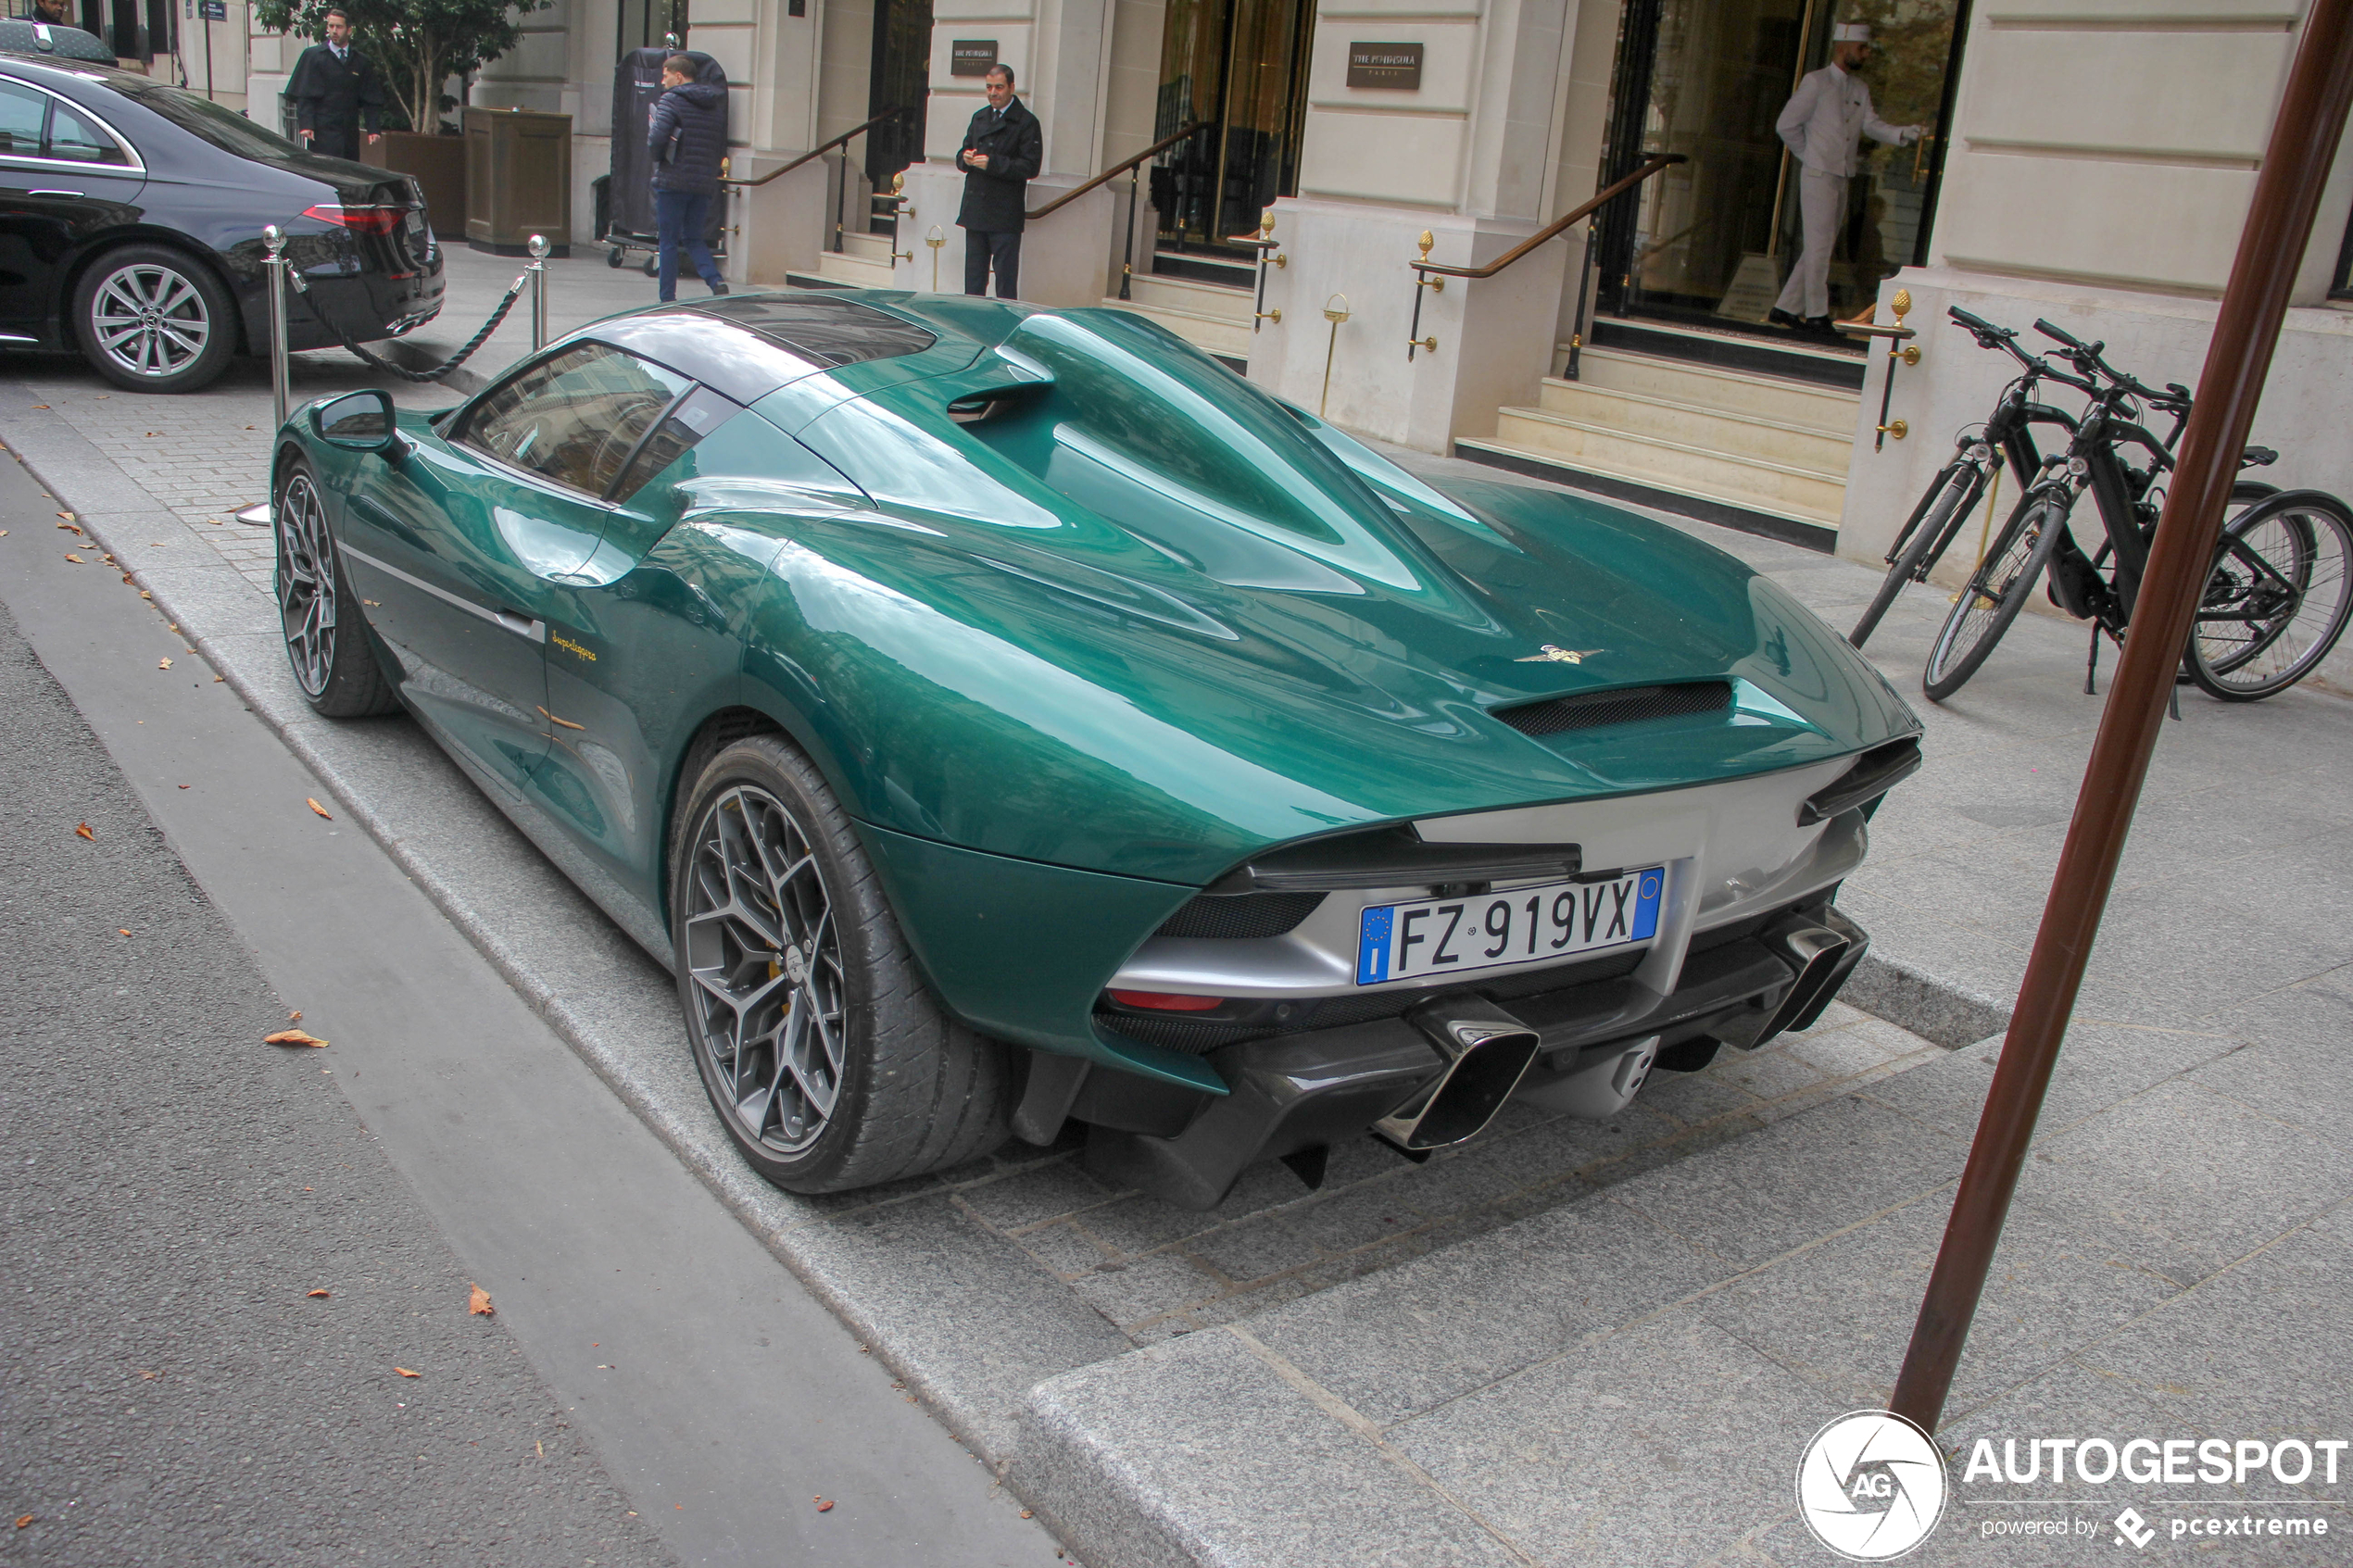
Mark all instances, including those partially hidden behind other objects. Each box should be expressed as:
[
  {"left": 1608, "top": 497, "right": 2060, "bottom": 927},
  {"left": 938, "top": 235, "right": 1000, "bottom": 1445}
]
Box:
[
  {"left": 302, "top": 202, "right": 404, "bottom": 234},
  {"left": 1105, "top": 991, "right": 1226, "bottom": 1011}
]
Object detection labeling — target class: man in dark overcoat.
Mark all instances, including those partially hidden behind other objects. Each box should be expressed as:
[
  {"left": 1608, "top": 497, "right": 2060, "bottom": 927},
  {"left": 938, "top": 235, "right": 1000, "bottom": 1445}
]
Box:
[
  {"left": 288, "top": 9, "right": 384, "bottom": 162},
  {"left": 957, "top": 63, "right": 1041, "bottom": 299}
]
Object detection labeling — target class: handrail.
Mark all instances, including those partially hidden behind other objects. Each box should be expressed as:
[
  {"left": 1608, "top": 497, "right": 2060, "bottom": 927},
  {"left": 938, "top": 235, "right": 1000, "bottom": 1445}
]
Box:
[
  {"left": 1026, "top": 119, "right": 1209, "bottom": 220},
  {"left": 723, "top": 104, "right": 913, "bottom": 189},
  {"left": 1411, "top": 153, "right": 1685, "bottom": 281}
]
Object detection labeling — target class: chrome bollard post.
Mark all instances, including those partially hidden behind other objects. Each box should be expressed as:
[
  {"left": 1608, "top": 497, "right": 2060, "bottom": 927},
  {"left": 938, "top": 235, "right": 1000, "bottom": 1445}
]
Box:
[
  {"left": 262, "top": 223, "right": 291, "bottom": 430},
  {"left": 527, "top": 234, "right": 549, "bottom": 351}
]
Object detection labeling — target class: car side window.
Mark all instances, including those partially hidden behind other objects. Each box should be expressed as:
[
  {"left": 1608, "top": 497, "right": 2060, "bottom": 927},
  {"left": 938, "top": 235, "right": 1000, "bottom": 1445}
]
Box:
[
  {"left": 610, "top": 384, "right": 739, "bottom": 501},
  {"left": 45, "top": 99, "right": 130, "bottom": 166},
  {"left": 459, "top": 343, "right": 692, "bottom": 500},
  {"left": 0, "top": 82, "right": 45, "bottom": 158}
]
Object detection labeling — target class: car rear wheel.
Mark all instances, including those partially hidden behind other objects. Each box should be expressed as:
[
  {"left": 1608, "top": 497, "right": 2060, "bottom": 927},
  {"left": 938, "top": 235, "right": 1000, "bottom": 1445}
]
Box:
[
  {"left": 672, "top": 734, "right": 1011, "bottom": 1193},
  {"left": 273, "top": 456, "right": 399, "bottom": 717},
  {"left": 73, "top": 245, "right": 237, "bottom": 394}
]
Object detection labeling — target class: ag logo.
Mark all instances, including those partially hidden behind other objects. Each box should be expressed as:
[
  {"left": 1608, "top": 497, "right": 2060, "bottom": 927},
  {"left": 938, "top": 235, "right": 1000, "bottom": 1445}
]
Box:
[
  {"left": 2114, "top": 1508, "right": 2155, "bottom": 1549},
  {"left": 1796, "top": 1410, "right": 1947, "bottom": 1561}
]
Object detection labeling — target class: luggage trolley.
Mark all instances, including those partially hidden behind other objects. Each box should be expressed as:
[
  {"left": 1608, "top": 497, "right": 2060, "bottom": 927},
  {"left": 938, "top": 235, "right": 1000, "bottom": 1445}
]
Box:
[{"left": 605, "top": 46, "right": 727, "bottom": 275}]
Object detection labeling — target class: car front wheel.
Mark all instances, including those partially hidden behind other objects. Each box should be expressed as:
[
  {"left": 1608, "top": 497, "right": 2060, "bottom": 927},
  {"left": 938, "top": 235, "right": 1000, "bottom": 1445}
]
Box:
[
  {"left": 72, "top": 245, "right": 238, "bottom": 394},
  {"left": 671, "top": 733, "right": 1011, "bottom": 1193},
  {"left": 273, "top": 455, "right": 399, "bottom": 717}
]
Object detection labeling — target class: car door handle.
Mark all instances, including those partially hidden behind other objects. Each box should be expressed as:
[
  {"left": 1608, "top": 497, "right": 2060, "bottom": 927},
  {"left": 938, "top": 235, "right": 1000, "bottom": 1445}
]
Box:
[
  {"left": 27, "top": 189, "right": 83, "bottom": 197},
  {"left": 493, "top": 608, "right": 545, "bottom": 641}
]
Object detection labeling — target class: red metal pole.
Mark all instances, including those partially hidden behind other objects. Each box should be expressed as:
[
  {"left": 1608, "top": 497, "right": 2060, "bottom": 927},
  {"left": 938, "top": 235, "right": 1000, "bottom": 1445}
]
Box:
[{"left": 1888, "top": 0, "right": 2353, "bottom": 1432}]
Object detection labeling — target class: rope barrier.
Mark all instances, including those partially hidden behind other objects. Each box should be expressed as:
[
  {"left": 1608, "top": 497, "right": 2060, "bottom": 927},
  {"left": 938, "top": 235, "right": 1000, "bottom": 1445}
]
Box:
[{"left": 298, "top": 269, "right": 533, "bottom": 384}]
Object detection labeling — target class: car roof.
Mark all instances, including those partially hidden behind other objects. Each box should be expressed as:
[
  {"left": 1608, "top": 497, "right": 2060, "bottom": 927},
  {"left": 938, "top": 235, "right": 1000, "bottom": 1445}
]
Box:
[{"left": 0, "top": 22, "right": 116, "bottom": 66}]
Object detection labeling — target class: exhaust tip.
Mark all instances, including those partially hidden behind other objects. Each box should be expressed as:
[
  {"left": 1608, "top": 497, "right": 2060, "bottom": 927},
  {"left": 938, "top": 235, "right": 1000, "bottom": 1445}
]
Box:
[{"left": 1374, "top": 998, "right": 1541, "bottom": 1152}]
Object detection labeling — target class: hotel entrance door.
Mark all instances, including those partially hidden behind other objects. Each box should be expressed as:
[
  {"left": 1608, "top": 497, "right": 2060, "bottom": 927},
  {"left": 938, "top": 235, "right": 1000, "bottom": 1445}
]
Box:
[
  {"left": 1151, "top": 0, "right": 1315, "bottom": 257},
  {"left": 1596, "top": 0, "right": 1964, "bottom": 331}
]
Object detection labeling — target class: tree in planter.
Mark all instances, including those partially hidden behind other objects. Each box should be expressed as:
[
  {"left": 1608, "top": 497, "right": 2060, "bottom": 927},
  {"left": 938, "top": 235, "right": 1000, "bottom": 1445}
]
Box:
[{"left": 255, "top": 0, "right": 548, "bottom": 135}]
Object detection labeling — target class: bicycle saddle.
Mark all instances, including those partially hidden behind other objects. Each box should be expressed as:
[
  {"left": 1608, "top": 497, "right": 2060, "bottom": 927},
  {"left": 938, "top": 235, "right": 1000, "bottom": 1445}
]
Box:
[{"left": 2241, "top": 445, "right": 2279, "bottom": 468}]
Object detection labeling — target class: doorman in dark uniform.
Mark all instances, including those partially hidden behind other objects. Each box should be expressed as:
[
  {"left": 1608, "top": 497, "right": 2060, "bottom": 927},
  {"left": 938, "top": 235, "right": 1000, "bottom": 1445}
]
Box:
[
  {"left": 957, "top": 63, "right": 1041, "bottom": 299},
  {"left": 288, "top": 8, "right": 384, "bottom": 162}
]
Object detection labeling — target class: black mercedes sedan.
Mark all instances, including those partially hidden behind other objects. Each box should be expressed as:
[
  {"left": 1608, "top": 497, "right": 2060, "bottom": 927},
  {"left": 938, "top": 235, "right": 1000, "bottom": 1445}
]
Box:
[{"left": 0, "top": 54, "right": 443, "bottom": 392}]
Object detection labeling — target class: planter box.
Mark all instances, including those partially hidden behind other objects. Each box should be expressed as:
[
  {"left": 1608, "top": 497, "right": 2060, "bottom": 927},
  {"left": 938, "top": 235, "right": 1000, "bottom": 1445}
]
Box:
[
  {"left": 463, "top": 107, "right": 572, "bottom": 256},
  {"left": 363, "top": 131, "right": 466, "bottom": 239}
]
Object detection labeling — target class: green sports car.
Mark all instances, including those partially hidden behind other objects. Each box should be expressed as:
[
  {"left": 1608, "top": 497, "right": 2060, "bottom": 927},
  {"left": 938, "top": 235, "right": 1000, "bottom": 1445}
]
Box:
[{"left": 271, "top": 290, "right": 1921, "bottom": 1210}]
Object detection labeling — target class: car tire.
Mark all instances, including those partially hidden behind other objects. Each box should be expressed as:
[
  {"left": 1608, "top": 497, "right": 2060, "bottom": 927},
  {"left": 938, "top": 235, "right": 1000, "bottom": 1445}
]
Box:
[
  {"left": 273, "top": 455, "right": 400, "bottom": 718},
  {"left": 72, "top": 244, "right": 239, "bottom": 394},
  {"left": 671, "top": 733, "right": 1011, "bottom": 1193}
]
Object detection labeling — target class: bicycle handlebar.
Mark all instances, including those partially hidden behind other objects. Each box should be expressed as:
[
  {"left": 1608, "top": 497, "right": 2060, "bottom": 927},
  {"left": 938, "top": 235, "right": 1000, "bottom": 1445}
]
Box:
[
  {"left": 2034, "top": 317, "right": 2175, "bottom": 407},
  {"left": 1950, "top": 305, "right": 2097, "bottom": 391}
]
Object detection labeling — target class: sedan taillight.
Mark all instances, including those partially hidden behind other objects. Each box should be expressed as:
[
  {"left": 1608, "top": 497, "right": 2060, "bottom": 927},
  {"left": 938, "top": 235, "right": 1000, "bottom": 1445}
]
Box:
[{"left": 301, "top": 202, "right": 406, "bottom": 234}]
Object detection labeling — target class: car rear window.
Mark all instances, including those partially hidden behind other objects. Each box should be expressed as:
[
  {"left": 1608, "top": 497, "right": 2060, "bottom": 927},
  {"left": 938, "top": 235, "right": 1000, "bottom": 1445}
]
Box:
[
  {"left": 108, "top": 76, "right": 303, "bottom": 161},
  {"left": 689, "top": 295, "right": 936, "bottom": 366}
]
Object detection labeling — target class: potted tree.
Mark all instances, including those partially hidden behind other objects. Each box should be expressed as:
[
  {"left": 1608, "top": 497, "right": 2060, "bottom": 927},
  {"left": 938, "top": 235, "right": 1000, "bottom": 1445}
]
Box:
[{"left": 256, "top": 0, "right": 547, "bottom": 237}]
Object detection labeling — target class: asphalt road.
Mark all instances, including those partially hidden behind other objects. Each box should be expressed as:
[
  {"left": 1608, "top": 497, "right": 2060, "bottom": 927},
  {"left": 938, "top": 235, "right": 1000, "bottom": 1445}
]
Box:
[{"left": 0, "top": 450, "right": 1063, "bottom": 1563}]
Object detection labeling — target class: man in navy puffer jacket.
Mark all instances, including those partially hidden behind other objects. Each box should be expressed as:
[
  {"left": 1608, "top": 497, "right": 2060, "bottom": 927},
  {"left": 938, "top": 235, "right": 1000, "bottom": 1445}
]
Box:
[{"left": 648, "top": 54, "right": 730, "bottom": 302}]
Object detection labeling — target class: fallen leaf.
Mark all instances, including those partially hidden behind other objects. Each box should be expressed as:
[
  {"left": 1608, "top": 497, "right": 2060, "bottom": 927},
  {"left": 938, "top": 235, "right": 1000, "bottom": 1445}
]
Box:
[
  {"left": 178, "top": 784, "right": 189, "bottom": 788},
  {"left": 31, "top": 402, "right": 47, "bottom": 408},
  {"left": 158, "top": 658, "right": 172, "bottom": 670},
  {"left": 289, "top": 1010, "right": 302, "bottom": 1022},
  {"left": 144, "top": 431, "right": 158, "bottom": 437},
  {"left": 307, "top": 797, "right": 333, "bottom": 820},
  {"left": 468, "top": 1284, "right": 495, "bottom": 1316},
  {"left": 264, "top": 1029, "right": 329, "bottom": 1047},
  {"left": 119, "top": 928, "right": 131, "bottom": 936},
  {"left": 140, "top": 591, "right": 151, "bottom": 599},
  {"left": 307, "top": 1288, "right": 331, "bottom": 1298},
  {"left": 394, "top": 1367, "right": 420, "bottom": 1378},
  {"left": 213, "top": 674, "right": 224, "bottom": 682},
  {"left": 14, "top": 1514, "right": 30, "bottom": 1528},
  {"left": 814, "top": 1498, "right": 834, "bottom": 1512},
  {"left": 138, "top": 1370, "right": 157, "bottom": 1378},
  {"left": 74, "top": 822, "right": 93, "bottom": 840},
  {"left": 0, "top": 530, "right": 7, "bottom": 536},
  {"left": 1021, "top": 1510, "right": 1034, "bottom": 1519},
  {"left": 56, "top": 521, "right": 80, "bottom": 533},
  {"left": 56, "top": 511, "right": 71, "bottom": 520},
  {"left": 63, "top": 552, "right": 82, "bottom": 563}
]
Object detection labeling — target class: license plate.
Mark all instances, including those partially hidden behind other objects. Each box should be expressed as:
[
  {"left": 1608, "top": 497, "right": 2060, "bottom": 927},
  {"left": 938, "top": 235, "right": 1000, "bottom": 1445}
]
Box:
[{"left": 1355, "top": 868, "right": 1664, "bottom": 985}]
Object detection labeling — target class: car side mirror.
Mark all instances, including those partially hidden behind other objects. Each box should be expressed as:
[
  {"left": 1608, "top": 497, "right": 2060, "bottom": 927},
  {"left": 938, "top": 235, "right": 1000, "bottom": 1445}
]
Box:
[{"left": 312, "top": 389, "right": 406, "bottom": 458}]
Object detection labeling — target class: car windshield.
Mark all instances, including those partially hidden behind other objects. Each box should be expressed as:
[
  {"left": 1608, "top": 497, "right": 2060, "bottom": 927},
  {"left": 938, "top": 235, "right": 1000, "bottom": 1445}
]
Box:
[{"left": 108, "top": 76, "right": 304, "bottom": 160}]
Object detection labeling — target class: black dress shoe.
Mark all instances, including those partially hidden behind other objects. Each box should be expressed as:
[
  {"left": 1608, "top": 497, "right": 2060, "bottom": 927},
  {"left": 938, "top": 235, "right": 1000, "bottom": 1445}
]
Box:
[
  {"left": 1767, "top": 307, "right": 1804, "bottom": 330},
  {"left": 709, "top": 281, "right": 730, "bottom": 296}
]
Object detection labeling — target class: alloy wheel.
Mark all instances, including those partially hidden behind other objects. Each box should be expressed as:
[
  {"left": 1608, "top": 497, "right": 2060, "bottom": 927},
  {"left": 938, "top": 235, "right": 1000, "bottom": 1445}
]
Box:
[
  {"left": 89, "top": 262, "right": 211, "bottom": 380},
  {"left": 274, "top": 473, "right": 336, "bottom": 696},
  {"left": 683, "top": 785, "right": 847, "bottom": 1154}
]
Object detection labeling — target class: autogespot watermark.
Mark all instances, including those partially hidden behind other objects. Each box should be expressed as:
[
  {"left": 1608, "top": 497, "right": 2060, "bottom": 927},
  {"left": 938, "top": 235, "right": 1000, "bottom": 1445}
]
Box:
[{"left": 1797, "top": 1417, "right": 2346, "bottom": 1558}]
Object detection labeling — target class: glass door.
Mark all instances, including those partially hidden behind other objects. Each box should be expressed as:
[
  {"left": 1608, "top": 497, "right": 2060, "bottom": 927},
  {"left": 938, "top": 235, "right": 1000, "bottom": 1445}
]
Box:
[
  {"left": 1152, "top": 0, "right": 1314, "bottom": 256},
  {"left": 1597, "top": 0, "right": 1963, "bottom": 330},
  {"left": 866, "top": 0, "right": 933, "bottom": 228}
]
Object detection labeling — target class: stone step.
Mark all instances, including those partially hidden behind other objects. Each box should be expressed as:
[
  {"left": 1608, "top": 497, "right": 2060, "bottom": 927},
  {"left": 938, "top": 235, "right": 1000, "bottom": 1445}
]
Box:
[
  {"left": 1475, "top": 407, "right": 1845, "bottom": 527},
  {"left": 1566, "top": 347, "right": 1859, "bottom": 433},
  {"left": 1120, "top": 271, "right": 1255, "bottom": 321},
  {"left": 1100, "top": 295, "right": 1254, "bottom": 361},
  {"left": 839, "top": 231, "right": 896, "bottom": 262},
  {"left": 814, "top": 248, "right": 894, "bottom": 288},
  {"left": 1533, "top": 380, "right": 1852, "bottom": 478}
]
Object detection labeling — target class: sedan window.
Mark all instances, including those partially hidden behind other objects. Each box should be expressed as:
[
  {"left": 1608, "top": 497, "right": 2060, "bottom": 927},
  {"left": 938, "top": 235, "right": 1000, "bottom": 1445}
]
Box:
[
  {"left": 0, "top": 82, "right": 45, "bottom": 157},
  {"left": 44, "top": 99, "right": 130, "bottom": 165},
  {"left": 461, "top": 343, "right": 693, "bottom": 500}
]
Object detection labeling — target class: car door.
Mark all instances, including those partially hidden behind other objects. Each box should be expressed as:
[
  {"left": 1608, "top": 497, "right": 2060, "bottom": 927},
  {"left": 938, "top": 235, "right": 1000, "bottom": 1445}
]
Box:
[
  {"left": 528, "top": 392, "right": 870, "bottom": 938},
  {"left": 0, "top": 78, "right": 145, "bottom": 340},
  {"left": 337, "top": 340, "right": 691, "bottom": 796}
]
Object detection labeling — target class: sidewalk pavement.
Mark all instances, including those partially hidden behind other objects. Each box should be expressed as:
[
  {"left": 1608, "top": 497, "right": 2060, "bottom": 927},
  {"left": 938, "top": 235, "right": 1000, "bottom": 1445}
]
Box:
[{"left": 0, "top": 298, "right": 2347, "bottom": 1566}]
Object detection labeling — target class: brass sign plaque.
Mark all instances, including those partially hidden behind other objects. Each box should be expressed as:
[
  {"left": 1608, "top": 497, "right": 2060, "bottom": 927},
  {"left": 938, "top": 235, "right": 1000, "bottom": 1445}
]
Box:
[
  {"left": 1347, "top": 42, "right": 1423, "bottom": 91},
  {"left": 950, "top": 40, "right": 999, "bottom": 78}
]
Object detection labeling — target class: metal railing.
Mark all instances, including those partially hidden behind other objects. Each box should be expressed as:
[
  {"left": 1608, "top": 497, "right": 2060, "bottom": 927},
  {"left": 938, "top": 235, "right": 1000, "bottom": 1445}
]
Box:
[
  {"left": 720, "top": 104, "right": 916, "bottom": 191},
  {"left": 1026, "top": 119, "right": 1209, "bottom": 302},
  {"left": 1404, "top": 152, "right": 1684, "bottom": 363}
]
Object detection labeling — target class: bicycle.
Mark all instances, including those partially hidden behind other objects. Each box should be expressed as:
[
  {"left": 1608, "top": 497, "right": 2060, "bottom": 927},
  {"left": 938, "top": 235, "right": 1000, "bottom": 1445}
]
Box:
[
  {"left": 1920, "top": 320, "right": 2352, "bottom": 704},
  {"left": 1849, "top": 307, "right": 2087, "bottom": 650}
]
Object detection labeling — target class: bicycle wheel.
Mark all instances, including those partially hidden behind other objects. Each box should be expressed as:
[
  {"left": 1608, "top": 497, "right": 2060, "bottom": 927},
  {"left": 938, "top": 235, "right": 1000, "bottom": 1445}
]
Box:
[
  {"left": 1852, "top": 460, "right": 1982, "bottom": 649},
  {"left": 2185, "top": 491, "right": 2353, "bottom": 701},
  {"left": 1922, "top": 486, "right": 2071, "bottom": 703}
]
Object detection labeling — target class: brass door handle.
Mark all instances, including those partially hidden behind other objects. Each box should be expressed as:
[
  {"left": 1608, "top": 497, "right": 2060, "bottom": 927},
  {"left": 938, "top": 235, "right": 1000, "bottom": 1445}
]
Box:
[{"left": 1912, "top": 132, "right": 1938, "bottom": 184}]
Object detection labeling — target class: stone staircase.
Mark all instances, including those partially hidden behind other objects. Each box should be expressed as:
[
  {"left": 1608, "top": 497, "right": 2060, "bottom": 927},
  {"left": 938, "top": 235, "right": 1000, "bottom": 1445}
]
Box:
[
  {"left": 1101, "top": 272, "right": 1254, "bottom": 368},
  {"left": 1457, "top": 328, "right": 1864, "bottom": 548},
  {"left": 786, "top": 229, "right": 897, "bottom": 291}
]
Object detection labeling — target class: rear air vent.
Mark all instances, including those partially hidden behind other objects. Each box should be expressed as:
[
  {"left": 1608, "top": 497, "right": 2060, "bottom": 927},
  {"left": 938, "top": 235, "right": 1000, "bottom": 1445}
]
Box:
[
  {"left": 1492, "top": 681, "right": 1732, "bottom": 738},
  {"left": 1152, "top": 891, "right": 1326, "bottom": 941}
]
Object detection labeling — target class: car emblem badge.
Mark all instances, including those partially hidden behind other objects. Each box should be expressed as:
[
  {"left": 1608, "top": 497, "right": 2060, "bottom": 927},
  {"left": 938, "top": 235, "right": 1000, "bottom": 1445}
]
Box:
[
  {"left": 1516, "top": 644, "right": 1604, "bottom": 665},
  {"left": 784, "top": 947, "right": 809, "bottom": 985}
]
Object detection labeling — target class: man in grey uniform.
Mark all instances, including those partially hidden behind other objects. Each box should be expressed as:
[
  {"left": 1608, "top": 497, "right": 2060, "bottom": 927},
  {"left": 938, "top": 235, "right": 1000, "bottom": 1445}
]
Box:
[{"left": 1768, "top": 22, "right": 1919, "bottom": 333}]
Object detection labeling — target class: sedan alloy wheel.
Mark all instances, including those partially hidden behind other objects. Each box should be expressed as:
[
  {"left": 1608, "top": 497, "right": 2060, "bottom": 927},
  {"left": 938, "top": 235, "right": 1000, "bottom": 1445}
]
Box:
[{"left": 91, "top": 261, "right": 210, "bottom": 380}]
